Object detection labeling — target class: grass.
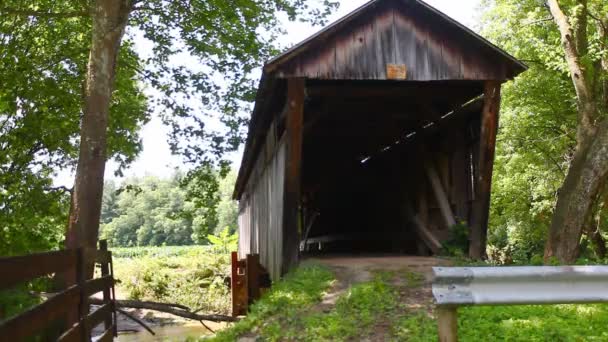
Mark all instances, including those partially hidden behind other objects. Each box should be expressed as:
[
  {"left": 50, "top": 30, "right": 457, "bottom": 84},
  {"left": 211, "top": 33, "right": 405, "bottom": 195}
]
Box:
[
  {"left": 300, "top": 271, "right": 398, "bottom": 341},
  {"left": 394, "top": 304, "right": 608, "bottom": 341},
  {"left": 209, "top": 263, "right": 335, "bottom": 342},
  {"left": 206, "top": 263, "right": 608, "bottom": 341}
]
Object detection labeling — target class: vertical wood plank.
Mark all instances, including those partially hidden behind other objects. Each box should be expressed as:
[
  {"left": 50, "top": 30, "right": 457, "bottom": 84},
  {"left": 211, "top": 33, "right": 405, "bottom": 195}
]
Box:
[
  {"left": 108, "top": 253, "right": 118, "bottom": 337},
  {"left": 469, "top": 81, "right": 502, "bottom": 259},
  {"left": 75, "top": 248, "right": 87, "bottom": 342},
  {"left": 247, "top": 254, "right": 261, "bottom": 303},
  {"left": 282, "top": 78, "right": 305, "bottom": 275},
  {"left": 437, "top": 306, "right": 458, "bottom": 342},
  {"left": 98, "top": 241, "right": 112, "bottom": 332}
]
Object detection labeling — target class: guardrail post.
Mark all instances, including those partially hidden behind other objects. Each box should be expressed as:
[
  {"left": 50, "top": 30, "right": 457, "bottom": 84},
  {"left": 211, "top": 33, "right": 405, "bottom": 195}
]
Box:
[{"left": 437, "top": 306, "right": 458, "bottom": 342}]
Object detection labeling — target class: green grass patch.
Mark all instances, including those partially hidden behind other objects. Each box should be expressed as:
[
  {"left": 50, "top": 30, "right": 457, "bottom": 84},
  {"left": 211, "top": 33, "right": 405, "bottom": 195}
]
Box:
[
  {"left": 400, "top": 268, "right": 425, "bottom": 288},
  {"left": 209, "top": 263, "right": 335, "bottom": 342},
  {"left": 393, "top": 304, "right": 608, "bottom": 341},
  {"left": 300, "top": 271, "right": 398, "bottom": 341}
]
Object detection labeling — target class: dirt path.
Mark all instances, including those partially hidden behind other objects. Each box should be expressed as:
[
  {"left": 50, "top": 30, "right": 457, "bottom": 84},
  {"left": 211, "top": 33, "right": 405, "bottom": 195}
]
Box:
[{"left": 309, "top": 255, "right": 450, "bottom": 340}]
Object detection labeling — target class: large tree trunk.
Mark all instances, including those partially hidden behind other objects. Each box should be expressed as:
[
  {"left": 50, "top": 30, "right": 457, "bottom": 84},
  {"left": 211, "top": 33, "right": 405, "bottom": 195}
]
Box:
[
  {"left": 66, "top": 0, "right": 130, "bottom": 253},
  {"left": 543, "top": 0, "right": 608, "bottom": 263},
  {"left": 545, "top": 122, "right": 608, "bottom": 262}
]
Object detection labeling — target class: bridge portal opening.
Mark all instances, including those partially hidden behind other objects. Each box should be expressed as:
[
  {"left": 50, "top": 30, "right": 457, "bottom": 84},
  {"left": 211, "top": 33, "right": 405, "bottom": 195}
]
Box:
[{"left": 300, "top": 80, "right": 482, "bottom": 256}]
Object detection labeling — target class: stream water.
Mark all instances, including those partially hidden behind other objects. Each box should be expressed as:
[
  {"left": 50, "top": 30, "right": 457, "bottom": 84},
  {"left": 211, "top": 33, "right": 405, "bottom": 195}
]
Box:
[{"left": 116, "top": 324, "right": 213, "bottom": 341}]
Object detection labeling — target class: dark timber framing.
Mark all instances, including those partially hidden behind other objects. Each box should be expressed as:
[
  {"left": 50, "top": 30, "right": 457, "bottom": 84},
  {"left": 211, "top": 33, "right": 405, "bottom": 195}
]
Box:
[
  {"left": 234, "top": 0, "right": 526, "bottom": 279},
  {"left": 470, "top": 81, "right": 502, "bottom": 258},
  {"left": 282, "top": 78, "right": 305, "bottom": 273}
]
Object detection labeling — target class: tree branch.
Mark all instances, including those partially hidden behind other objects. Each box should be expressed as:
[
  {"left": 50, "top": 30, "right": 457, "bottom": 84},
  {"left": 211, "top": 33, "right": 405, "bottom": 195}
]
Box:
[
  {"left": 574, "top": 0, "right": 588, "bottom": 56},
  {"left": 89, "top": 298, "right": 237, "bottom": 323},
  {"left": 0, "top": 7, "right": 88, "bottom": 18},
  {"left": 547, "top": 0, "right": 597, "bottom": 141},
  {"left": 116, "top": 308, "right": 156, "bottom": 336},
  {"left": 46, "top": 186, "right": 74, "bottom": 194}
]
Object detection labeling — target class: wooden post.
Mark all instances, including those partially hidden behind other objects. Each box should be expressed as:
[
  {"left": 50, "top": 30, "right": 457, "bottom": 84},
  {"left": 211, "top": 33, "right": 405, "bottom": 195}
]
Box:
[
  {"left": 282, "top": 77, "right": 305, "bottom": 275},
  {"left": 247, "top": 254, "right": 261, "bottom": 303},
  {"left": 75, "top": 248, "right": 88, "bottom": 342},
  {"left": 469, "top": 81, "right": 501, "bottom": 259},
  {"left": 437, "top": 306, "right": 458, "bottom": 342},
  {"left": 98, "top": 240, "right": 113, "bottom": 332},
  {"left": 231, "top": 252, "right": 247, "bottom": 316}
]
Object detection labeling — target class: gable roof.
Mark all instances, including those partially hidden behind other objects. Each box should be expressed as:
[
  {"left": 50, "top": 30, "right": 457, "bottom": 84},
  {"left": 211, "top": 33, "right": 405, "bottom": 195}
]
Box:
[
  {"left": 265, "top": 0, "right": 526, "bottom": 80},
  {"left": 234, "top": 0, "right": 527, "bottom": 199}
]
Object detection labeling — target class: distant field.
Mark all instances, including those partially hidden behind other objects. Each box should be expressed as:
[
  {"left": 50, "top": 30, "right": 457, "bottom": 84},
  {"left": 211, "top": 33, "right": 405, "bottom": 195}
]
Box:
[{"left": 110, "top": 245, "right": 213, "bottom": 259}]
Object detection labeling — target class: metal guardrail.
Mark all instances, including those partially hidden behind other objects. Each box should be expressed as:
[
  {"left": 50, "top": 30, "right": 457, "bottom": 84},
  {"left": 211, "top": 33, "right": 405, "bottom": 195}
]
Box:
[{"left": 432, "top": 266, "right": 608, "bottom": 342}]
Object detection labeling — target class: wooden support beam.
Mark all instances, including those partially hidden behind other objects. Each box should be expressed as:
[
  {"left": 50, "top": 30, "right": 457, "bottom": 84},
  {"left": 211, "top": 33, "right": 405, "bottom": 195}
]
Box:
[
  {"left": 437, "top": 306, "right": 458, "bottom": 342},
  {"left": 469, "top": 81, "right": 501, "bottom": 259},
  {"left": 412, "top": 215, "right": 442, "bottom": 254},
  {"left": 282, "top": 78, "right": 305, "bottom": 275},
  {"left": 425, "top": 160, "right": 456, "bottom": 228}
]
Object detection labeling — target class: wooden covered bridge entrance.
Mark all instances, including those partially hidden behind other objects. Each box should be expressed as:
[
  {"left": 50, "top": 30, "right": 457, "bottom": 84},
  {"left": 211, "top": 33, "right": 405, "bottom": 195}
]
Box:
[{"left": 234, "top": 0, "right": 526, "bottom": 281}]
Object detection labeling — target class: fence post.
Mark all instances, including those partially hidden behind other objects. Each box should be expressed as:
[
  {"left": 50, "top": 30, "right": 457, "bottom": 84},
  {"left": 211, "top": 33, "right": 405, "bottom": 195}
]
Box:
[
  {"left": 99, "top": 240, "right": 113, "bottom": 333},
  {"left": 76, "top": 248, "right": 88, "bottom": 342},
  {"left": 437, "top": 306, "right": 458, "bottom": 342},
  {"left": 246, "top": 254, "right": 261, "bottom": 303}
]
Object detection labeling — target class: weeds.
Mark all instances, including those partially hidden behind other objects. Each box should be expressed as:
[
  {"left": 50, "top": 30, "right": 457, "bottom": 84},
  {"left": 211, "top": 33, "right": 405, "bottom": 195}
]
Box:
[
  {"left": 210, "top": 263, "right": 335, "bottom": 342},
  {"left": 112, "top": 245, "right": 232, "bottom": 314}
]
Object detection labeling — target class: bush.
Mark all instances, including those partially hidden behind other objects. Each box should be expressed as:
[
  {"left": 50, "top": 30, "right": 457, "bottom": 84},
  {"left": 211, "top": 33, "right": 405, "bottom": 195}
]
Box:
[{"left": 113, "top": 245, "right": 232, "bottom": 314}]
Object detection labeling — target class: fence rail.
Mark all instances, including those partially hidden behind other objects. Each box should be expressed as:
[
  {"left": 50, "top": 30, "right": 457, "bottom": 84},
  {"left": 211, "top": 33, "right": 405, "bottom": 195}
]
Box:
[
  {"left": 0, "top": 240, "right": 117, "bottom": 341},
  {"left": 431, "top": 266, "right": 608, "bottom": 342}
]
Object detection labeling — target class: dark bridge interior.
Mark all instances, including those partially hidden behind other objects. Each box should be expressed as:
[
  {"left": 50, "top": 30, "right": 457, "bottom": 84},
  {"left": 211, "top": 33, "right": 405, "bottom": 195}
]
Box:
[{"left": 300, "top": 80, "right": 483, "bottom": 255}]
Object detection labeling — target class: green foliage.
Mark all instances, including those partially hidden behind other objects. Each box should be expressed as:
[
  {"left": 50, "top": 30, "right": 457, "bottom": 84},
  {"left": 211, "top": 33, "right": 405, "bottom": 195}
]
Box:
[
  {"left": 0, "top": 280, "right": 49, "bottom": 320},
  {"left": 441, "top": 222, "right": 470, "bottom": 257},
  {"left": 0, "top": 0, "right": 149, "bottom": 257},
  {"left": 100, "top": 172, "right": 239, "bottom": 247},
  {"left": 215, "top": 171, "right": 239, "bottom": 235},
  {"left": 109, "top": 245, "right": 211, "bottom": 259},
  {"left": 480, "top": 0, "right": 585, "bottom": 262},
  {"left": 112, "top": 245, "right": 232, "bottom": 314},
  {"left": 0, "top": 0, "right": 338, "bottom": 256},
  {"left": 207, "top": 228, "right": 238, "bottom": 254},
  {"left": 210, "top": 263, "right": 335, "bottom": 342},
  {"left": 393, "top": 304, "right": 608, "bottom": 341}
]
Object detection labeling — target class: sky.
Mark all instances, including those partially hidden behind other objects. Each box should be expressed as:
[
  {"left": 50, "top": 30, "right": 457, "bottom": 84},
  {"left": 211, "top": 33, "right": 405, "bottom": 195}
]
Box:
[{"left": 54, "top": 0, "right": 482, "bottom": 187}]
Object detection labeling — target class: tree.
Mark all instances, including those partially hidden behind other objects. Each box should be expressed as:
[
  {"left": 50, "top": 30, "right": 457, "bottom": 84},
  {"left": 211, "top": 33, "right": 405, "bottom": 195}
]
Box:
[
  {"left": 0, "top": 1, "right": 148, "bottom": 256},
  {"left": 101, "top": 175, "right": 198, "bottom": 246},
  {"left": 482, "top": 0, "right": 608, "bottom": 262},
  {"left": 1, "top": 0, "right": 338, "bottom": 255},
  {"left": 543, "top": 0, "right": 608, "bottom": 262},
  {"left": 215, "top": 170, "right": 239, "bottom": 234}
]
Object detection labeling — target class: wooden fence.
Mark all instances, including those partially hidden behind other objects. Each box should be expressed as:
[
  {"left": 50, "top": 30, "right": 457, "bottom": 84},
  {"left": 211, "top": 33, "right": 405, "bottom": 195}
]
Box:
[{"left": 0, "top": 240, "right": 117, "bottom": 341}]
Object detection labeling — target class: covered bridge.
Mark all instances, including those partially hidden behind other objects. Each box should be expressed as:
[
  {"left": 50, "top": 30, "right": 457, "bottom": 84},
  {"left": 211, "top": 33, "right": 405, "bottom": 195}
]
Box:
[{"left": 234, "top": 0, "right": 526, "bottom": 280}]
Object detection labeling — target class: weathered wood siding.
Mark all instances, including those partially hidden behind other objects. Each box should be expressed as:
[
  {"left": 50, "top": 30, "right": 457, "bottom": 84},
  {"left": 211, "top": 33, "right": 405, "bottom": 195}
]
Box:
[
  {"left": 275, "top": 2, "right": 512, "bottom": 81},
  {"left": 238, "top": 137, "right": 286, "bottom": 281}
]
